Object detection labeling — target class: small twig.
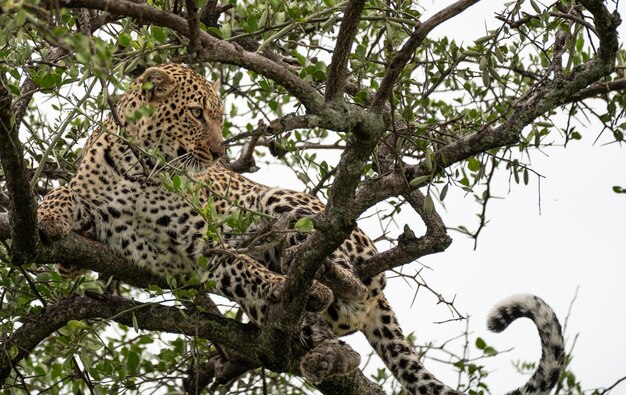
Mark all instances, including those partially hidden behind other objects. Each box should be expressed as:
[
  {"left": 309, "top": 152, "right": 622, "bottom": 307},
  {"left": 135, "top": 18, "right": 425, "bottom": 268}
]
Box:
[
  {"left": 562, "top": 285, "right": 579, "bottom": 338},
  {"left": 18, "top": 267, "right": 48, "bottom": 308},
  {"left": 71, "top": 356, "right": 95, "bottom": 395},
  {"left": 599, "top": 375, "right": 626, "bottom": 395},
  {"left": 471, "top": 157, "right": 497, "bottom": 250},
  {"left": 309, "top": 166, "right": 338, "bottom": 196}
]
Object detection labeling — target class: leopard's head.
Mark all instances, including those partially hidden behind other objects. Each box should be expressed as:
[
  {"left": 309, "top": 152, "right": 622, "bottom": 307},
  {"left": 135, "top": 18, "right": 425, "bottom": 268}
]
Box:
[{"left": 118, "top": 63, "right": 225, "bottom": 172}]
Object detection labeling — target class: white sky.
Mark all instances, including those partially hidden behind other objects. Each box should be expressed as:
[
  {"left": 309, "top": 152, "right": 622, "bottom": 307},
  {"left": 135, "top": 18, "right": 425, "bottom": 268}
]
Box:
[{"left": 248, "top": 1, "right": 626, "bottom": 392}]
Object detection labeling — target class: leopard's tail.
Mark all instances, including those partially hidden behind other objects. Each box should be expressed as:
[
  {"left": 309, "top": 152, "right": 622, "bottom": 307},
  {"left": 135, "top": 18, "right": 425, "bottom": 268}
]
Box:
[
  {"left": 362, "top": 294, "right": 564, "bottom": 395},
  {"left": 487, "top": 294, "right": 565, "bottom": 395}
]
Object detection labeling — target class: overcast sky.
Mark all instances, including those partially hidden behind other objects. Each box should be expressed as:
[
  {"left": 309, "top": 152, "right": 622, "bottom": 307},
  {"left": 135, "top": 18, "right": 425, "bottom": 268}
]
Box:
[{"left": 249, "top": 1, "right": 626, "bottom": 392}]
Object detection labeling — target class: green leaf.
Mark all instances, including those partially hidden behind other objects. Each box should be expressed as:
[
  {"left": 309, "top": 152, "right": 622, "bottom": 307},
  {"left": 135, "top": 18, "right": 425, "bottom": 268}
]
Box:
[
  {"left": 67, "top": 320, "right": 89, "bottom": 332},
  {"left": 530, "top": 0, "right": 542, "bottom": 14},
  {"left": 475, "top": 337, "right": 486, "bottom": 350},
  {"left": 118, "top": 33, "right": 132, "bottom": 47},
  {"left": 36, "top": 272, "right": 51, "bottom": 282},
  {"left": 172, "top": 175, "right": 182, "bottom": 190},
  {"left": 467, "top": 157, "right": 481, "bottom": 172},
  {"left": 482, "top": 68, "right": 491, "bottom": 87},
  {"left": 85, "top": 339, "right": 103, "bottom": 351},
  {"left": 151, "top": 26, "right": 166, "bottom": 42},
  {"left": 462, "top": 50, "right": 482, "bottom": 57},
  {"left": 126, "top": 351, "right": 140, "bottom": 374},
  {"left": 198, "top": 256, "right": 209, "bottom": 268},
  {"left": 484, "top": 346, "right": 497, "bottom": 356},
  {"left": 206, "top": 27, "right": 223, "bottom": 38},
  {"left": 409, "top": 175, "right": 430, "bottom": 187},
  {"left": 424, "top": 148, "right": 433, "bottom": 171},
  {"left": 132, "top": 313, "right": 139, "bottom": 333},
  {"left": 294, "top": 217, "right": 314, "bottom": 233},
  {"left": 439, "top": 184, "right": 449, "bottom": 201},
  {"left": 423, "top": 194, "right": 435, "bottom": 213},
  {"left": 166, "top": 275, "right": 177, "bottom": 289},
  {"left": 38, "top": 72, "right": 62, "bottom": 89},
  {"left": 474, "top": 34, "right": 493, "bottom": 45},
  {"left": 523, "top": 168, "right": 529, "bottom": 185}
]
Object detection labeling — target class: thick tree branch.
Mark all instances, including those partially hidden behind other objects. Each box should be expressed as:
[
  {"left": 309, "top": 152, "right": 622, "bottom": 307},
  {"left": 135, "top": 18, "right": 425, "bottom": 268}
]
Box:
[
  {"left": 47, "top": 0, "right": 327, "bottom": 113},
  {"left": 564, "top": 77, "right": 626, "bottom": 103},
  {"left": 324, "top": 0, "right": 366, "bottom": 101},
  {"left": 0, "top": 75, "right": 40, "bottom": 264},
  {"left": 317, "top": 369, "right": 386, "bottom": 395},
  {"left": 277, "top": 109, "right": 385, "bottom": 331},
  {"left": 369, "top": 0, "right": 480, "bottom": 110},
  {"left": 0, "top": 293, "right": 259, "bottom": 384}
]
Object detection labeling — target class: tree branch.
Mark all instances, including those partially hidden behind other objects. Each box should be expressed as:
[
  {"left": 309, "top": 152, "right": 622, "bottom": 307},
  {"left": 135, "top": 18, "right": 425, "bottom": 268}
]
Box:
[
  {"left": 324, "top": 0, "right": 366, "bottom": 101},
  {"left": 0, "top": 74, "right": 40, "bottom": 264},
  {"left": 358, "top": 189, "right": 452, "bottom": 280},
  {"left": 0, "top": 292, "right": 260, "bottom": 385},
  {"left": 564, "top": 77, "right": 626, "bottom": 103}
]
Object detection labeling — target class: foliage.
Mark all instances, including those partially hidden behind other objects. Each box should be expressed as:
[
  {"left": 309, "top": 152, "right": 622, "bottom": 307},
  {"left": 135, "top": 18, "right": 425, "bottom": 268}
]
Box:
[{"left": 0, "top": 0, "right": 624, "bottom": 394}]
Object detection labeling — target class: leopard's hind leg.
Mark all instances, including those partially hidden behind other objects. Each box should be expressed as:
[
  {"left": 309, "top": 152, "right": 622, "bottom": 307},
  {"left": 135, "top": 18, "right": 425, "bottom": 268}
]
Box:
[{"left": 362, "top": 295, "right": 457, "bottom": 395}]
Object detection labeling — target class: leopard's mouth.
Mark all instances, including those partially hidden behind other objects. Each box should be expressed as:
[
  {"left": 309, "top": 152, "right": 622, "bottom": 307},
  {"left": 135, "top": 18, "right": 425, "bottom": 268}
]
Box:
[{"left": 168, "top": 147, "right": 211, "bottom": 174}]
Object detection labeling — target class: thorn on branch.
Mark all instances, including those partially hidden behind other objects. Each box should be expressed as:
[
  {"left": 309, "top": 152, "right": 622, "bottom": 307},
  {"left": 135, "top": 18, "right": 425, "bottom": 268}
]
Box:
[{"left": 398, "top": 224, "right": 417, "bottom": 245}]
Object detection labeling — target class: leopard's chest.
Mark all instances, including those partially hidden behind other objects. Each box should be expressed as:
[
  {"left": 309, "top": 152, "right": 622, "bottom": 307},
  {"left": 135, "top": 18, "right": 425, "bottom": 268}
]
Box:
[{"left": 78, "top": 179, "right": 208, "bottom": 276}]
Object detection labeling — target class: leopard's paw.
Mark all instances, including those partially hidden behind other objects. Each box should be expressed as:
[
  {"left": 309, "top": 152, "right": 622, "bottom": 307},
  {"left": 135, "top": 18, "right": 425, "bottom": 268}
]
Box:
[
  {"left": 306, "top": 281, "right": 333, "bottom": 312},
  {"left": 320, "top": 262, "right": 368, "bottom": 302},
  {"left": 38, "top": 214, "right": 71, "bottom": 240},
  {"left": 56, "top": 263, "right": 88, "bottom": 279},
  {"left": 300, "top": 341, "right": 360, "bottom": 384}
]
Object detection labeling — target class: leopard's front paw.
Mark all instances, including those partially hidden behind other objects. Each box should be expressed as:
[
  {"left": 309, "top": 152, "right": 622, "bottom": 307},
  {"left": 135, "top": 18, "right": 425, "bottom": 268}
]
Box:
[
  {"left": 320, "top": 261, "right": 368, "bottom": 302},
  {"left": 38, "top": 214, "right": 71, "bottom": 240},
  {"left": 300, "top": 341, "right": 361, "bottom": 384},
  {"left": 306, "top": 281, "right": 333, "bottom": 312}
]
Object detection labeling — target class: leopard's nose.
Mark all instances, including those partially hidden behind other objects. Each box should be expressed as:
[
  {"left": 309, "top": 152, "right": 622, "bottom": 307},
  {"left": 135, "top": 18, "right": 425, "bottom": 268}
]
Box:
[{"left": 210, "top": 142, "right": 225, "bottom": 159}]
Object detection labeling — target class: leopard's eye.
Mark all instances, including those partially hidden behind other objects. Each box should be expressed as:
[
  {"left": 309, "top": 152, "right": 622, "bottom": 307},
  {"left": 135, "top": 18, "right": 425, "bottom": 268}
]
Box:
[{"left": 190, "top": 107, "right": 204, "bottom": 120}]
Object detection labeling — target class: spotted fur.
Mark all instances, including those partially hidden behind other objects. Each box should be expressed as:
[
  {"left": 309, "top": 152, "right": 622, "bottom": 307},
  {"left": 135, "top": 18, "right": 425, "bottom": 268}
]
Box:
[{"left": 37, "top": 64, "right": 565, "bottom": 393}]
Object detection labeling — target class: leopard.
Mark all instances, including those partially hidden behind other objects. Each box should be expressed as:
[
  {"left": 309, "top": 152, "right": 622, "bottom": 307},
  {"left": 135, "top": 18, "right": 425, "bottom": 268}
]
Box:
[{"left": 37, "top": 63, "right": 565, "bottom": 394}]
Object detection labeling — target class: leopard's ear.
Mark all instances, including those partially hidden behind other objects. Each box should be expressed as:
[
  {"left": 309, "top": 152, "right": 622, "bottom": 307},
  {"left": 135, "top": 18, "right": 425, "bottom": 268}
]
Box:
[
  {"left": 211, "top": 78, "right": 221, "bottom": 93},
  {"left": 142, "top": 67, "right": 176, "bottom": 102}
]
